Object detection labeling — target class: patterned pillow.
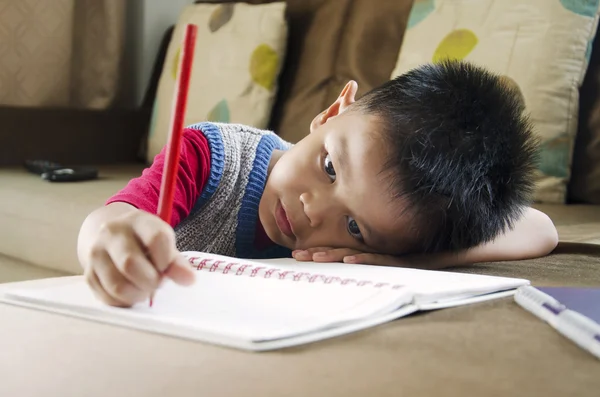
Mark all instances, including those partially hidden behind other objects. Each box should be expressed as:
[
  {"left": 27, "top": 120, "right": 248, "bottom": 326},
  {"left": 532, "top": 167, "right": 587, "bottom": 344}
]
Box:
[
  {"left": 391, "top": 0, "right": 600, "bottom": 204},
  {"left": 146, "top": 2, "right": 287, "bottom": 163}
]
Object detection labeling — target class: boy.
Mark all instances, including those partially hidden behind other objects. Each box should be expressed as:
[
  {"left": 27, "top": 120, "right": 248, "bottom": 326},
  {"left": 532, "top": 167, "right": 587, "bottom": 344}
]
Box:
[{"left": 78, "top": 61, "right": 558, "bottom": 307}]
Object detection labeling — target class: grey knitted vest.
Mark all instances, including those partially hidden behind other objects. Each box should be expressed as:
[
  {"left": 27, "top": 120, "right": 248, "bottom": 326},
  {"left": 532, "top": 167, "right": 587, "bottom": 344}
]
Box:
[{"left": 174, "top": 122, "right": 293, "bottom": 259}]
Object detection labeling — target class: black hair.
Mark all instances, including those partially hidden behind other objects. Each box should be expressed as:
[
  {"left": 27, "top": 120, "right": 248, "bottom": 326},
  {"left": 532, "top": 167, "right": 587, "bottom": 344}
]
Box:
[{"left": 355, "top": 60, "right": 539, "bottom": 254}]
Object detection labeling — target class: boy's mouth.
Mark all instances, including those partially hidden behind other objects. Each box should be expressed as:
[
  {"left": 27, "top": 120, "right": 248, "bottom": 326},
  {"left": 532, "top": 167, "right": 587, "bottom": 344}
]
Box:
[{"left": 275, "top": 200, "right": 295, "bottom": 239}]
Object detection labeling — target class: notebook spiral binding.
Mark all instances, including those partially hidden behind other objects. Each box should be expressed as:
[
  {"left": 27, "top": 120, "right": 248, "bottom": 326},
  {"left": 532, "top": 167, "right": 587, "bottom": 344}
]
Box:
[{"left": 185, "top": 254, "right": 404, "bottom": 290}]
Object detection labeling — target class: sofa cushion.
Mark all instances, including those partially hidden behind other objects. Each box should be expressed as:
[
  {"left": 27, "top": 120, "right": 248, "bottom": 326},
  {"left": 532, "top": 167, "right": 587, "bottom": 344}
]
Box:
[
  {"left": 534, "top": 203, "right": 600, "bottom": 245},
  {"left": 570, "top": 19, "right": 600, "bottom": 205},
  {"left": 0, "top": 254, "right": 68, "bottom": 284},
  {"left": 321, "top": 0, "right": 414, "bottom": 109},
  {"left": 535, "top": 202, "right": 600, "bottom": 225},
  {"left": 391, "top": 0, "right": 600, "bottom": 204},
  {"left": 269, "top": 0, "right": 354, "bottom": 143},
  {"left": 0, "top": 166, "right": 145, "bottom": 275},
  {"left": 147, "top": 2, "right": 288, "bottom": 162},
  {"left": 269, "top": 0, "right": 414, "bottom": 143}
]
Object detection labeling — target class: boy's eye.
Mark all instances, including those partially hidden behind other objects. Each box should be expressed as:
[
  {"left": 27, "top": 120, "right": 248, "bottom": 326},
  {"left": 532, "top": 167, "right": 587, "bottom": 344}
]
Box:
[
  {"left": 323, "top": 153, "right": 336, "bottom": 181},
  {"left": 347, "top": 217, "right": 363, "bottom": 241}
]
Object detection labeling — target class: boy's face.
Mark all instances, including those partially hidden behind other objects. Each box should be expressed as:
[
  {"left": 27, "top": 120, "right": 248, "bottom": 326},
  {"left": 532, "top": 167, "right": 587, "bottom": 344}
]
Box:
[{"left": 259, "top": 82, "right": 410, "bottom": 255}]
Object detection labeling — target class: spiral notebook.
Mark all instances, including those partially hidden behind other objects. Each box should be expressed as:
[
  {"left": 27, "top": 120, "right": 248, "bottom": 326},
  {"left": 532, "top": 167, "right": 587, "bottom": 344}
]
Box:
[{"left": 0, "top": 252, "right": 529, "bottom": 351}]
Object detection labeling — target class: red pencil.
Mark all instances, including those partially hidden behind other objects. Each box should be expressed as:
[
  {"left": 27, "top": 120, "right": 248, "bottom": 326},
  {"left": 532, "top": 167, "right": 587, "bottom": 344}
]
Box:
[{"left": 150, "top": 24, "right": 198, "bottom": 307}]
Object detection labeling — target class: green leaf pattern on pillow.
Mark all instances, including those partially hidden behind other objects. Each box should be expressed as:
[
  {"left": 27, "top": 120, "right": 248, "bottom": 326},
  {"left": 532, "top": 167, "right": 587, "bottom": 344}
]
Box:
[
  {"left": 407, "top": 0, "right": 436, "bottom": 29},
  {"left": 207, "top": 99, "right": 231, "bottom": 123},
  {"left": 560, "top": 0, "right": 600, "bottom": 17},
  {"left": 209, "top": 4, "right": 235, "bottom": 33}
]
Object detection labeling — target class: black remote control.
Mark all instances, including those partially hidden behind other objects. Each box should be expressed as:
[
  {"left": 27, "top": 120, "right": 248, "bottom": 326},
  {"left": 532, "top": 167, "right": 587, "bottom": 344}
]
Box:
[
  {"left": 24, "top": 160, "right": 64, "bottom": 175},
  {"left": 41, "top": 167, "right": 99, "bottom": 182},
  {"left": 24, "top": 160, "right": 98, "bottom": 182}
]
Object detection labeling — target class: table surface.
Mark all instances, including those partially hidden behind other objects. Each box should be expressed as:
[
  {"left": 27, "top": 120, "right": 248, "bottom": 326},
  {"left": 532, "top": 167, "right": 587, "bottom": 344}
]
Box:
[{"left": 0, "top": 277, "right": 599, "bottom": 397}]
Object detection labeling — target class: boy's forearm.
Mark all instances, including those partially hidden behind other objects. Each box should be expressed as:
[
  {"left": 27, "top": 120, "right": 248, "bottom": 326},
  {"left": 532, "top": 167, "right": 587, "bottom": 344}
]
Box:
[
  {"left": 77, "top": 202, "right": 138, "bottom": 269},
  {"left": 403, "top": 207, "right": 559, "bottom": 269}
]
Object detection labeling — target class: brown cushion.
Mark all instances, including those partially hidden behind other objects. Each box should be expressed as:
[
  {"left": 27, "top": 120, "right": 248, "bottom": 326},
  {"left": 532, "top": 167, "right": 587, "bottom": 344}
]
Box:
[
  {"left": 270, "top": 0, "right": 354, "bottom": 143},
  {"left": 270, "top": 0, "right": 414, "bottom": 143},
  {"left": 322, "top": 0, "right": 414, "bottom": 107},
  {"left": 570, "top": 23, "right": 600, "bottom": 204}
]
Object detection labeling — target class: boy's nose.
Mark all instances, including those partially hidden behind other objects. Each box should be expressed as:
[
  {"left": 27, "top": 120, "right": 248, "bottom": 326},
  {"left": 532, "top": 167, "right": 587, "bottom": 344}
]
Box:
[{"left": 299, "top": 191, "right": 335, "bottom": 228}]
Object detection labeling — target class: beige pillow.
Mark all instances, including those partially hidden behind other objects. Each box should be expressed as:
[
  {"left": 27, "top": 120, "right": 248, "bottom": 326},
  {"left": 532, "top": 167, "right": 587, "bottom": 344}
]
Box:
[
  {"left": 391, "top": 0, "right": 600, "bottom": 204},
  {"left": 147, "top": 2, "right": 288, "bottom": 163}
]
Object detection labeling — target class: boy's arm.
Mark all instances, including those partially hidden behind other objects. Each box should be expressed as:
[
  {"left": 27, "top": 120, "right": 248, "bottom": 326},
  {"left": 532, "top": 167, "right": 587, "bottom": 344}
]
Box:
[
  {"left": 78, "top": 127, "right": 211, "bottom": 269},
  {"left": 389, "top": 207, "right": 558, "bottom": 269},
  {"left": 105, "top": 127, "right": 211, "bottom": 227},
  {"left": 298, "top": 207, "right": 559, "bottom": 269},
  {"left": 76, "top": 127, "right": 211, "bottom": 305}
]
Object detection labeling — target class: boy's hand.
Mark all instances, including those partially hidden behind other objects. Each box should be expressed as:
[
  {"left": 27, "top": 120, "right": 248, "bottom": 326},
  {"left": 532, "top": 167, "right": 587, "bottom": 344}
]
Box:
[
  {"left": 293, "top": 248, "right": 408, "bottom": 267},
  {"left": 82, "top": 210, "right": 195, "bottom": 307},
  {"left": 292, "top": 247, "right": 457, "bottom": 270}
]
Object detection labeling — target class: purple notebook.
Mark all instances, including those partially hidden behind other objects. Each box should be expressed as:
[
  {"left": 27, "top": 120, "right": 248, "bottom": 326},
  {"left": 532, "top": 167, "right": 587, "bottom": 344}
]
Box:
[{"left": 538, "top": 287, "right": 600, "bottom": 323}]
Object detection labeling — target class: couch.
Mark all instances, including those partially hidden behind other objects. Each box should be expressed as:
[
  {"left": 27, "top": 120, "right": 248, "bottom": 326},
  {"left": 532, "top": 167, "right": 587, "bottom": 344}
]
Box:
[
  {"left": 1, "top": 0, "right": 599, "bottom": 282},
  {"left": 0, "top": 1, "right": 599, "bottom": 394}
]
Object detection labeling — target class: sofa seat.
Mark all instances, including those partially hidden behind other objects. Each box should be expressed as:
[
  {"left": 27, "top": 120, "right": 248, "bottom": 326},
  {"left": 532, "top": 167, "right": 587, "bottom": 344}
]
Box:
[
  {"left": 0, "top": 166, "right": 145, "bottom": 276},
  {"left": 1, "top": 166, "right": 599, "bottom": 280}
]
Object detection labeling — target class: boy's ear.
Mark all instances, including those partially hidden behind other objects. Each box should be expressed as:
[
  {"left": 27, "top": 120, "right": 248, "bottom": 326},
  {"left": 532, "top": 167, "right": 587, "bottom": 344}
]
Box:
[
  {"left": 310, "top": 80, "right": 358, "bottom": 133},
  {"left": 499, "top": 75, "right": 526, "bottom": 108}
]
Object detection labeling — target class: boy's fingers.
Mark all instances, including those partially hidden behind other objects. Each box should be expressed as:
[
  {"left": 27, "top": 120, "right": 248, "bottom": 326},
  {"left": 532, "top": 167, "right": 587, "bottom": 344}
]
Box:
[
  {"left": 293, "top": 248, "right": 363, "bottom": 262},
  {"left": 313, "top": 248, "right": 362, "bottom": 262},
  {"left": 93, "top": 250, "right": 149, "bottom": 305},
  {"left": 105, "top": 232, "right": 161, "bottom": 292},
  {"left": 292, "top": 247, "right": 333, "bottom": 261},
  {"left": 292, "top": 251, "right": 312, "bottom": 261},
  {"left": 85, "top": 268, "right": 130, "bottom": 308},
  {"left": 164, "top": 255, "right": 195, "bottom": 286},
  {"left": 133, "top": 216, "right": 178, "bottom": 273}
]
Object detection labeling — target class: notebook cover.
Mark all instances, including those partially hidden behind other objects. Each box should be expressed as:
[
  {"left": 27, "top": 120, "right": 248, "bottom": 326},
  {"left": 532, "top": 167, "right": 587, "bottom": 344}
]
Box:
[{"left": 538, "top": 287, "right": 600, "bottom": 323}]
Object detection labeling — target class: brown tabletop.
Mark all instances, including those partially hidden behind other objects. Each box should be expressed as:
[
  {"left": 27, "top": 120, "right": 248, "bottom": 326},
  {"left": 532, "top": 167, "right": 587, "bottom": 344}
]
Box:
[{"left": 0, "top": 277, "right": 598, "bottom": 397}]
